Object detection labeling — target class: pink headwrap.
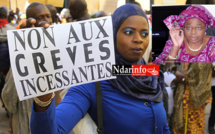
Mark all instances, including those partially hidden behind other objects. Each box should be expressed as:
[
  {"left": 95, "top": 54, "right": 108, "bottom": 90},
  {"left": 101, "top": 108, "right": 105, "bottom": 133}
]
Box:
[{"left": 163, "top": 5, "right": 215, "bottom": 30}]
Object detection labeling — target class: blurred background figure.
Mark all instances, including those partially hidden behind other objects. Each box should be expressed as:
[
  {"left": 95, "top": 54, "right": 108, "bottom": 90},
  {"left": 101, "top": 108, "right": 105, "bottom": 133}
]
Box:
[
  {"left": 0, "top": 6, "right": 16, "bottom": 99},
  {"left": 0, "top": 6, "right": 16, "bottom": 134},
  {"left": 1, "top": 2, "right": 53, "bottom": 134},
  {"left": 209, "top": 63, "right": 215, "bottom": 134},
  {"left": 46, "top": 4, "right": 61, "bottom": 24},
  {"left": 60, "top": 8, "right": 71, "bottom": 23},
  {"left": 171, "top": 63, "right": 212, "bottom": 134},
  {"left": 7, "top": 8, "right": 20, "bottom": 25},
  {"left": 129, "top": 1, "right": 142, "bottom": 8},
  {"left": 69, "top": 0, "right": 90, "bottom": 21},
  {"left": 66, "top": 16, "right": 73, "bottom": 22},
  {"left": 90, "top": 11, "right": 107, "bottom": 18}
]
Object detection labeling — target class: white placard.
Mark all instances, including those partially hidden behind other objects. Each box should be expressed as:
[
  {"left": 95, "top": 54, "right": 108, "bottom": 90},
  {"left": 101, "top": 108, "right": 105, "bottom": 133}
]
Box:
[{"left": 7, "top": 16, "right": 116, "bottom": 101}]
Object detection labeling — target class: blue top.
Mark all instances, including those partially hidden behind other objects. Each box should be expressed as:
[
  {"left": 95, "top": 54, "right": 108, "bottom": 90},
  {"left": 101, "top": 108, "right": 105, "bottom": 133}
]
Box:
[{"left": 31, "top": 80, "right": 170, "bottom": 134}]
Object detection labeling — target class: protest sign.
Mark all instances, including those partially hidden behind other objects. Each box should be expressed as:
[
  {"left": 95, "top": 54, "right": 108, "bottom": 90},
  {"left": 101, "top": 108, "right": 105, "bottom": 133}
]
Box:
[{"left": 7, "top": 16, "right": 115, "bottom": 101}]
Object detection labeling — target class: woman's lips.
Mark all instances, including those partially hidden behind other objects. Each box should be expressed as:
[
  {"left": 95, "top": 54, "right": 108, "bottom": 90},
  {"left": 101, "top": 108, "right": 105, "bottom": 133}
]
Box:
[
  {"left": 189, "top": 37, "right": 198, "bottom": 41},
  {"left": 130, "top": 48, "right": 143, "bottom": 54}
]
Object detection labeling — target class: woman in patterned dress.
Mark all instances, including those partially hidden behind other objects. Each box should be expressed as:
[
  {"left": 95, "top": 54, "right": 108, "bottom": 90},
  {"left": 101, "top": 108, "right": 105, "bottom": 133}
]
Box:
[
  {"left": 154, "top": 5, "right": 215, "bottom": 63},
  {"left": 171, "top": 63, "right": 212, "bottom": 133}
]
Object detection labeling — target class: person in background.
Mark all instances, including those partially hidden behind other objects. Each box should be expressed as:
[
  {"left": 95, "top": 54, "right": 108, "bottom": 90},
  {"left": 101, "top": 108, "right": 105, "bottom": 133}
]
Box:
[
  {"left": 171, "top": 63, "right": 212, "bottom": 134},
  {"left": 90, "top": 11, "right": 107, "bottom": 18},
  {"left": 209, "top": 63, "right": 215, "bottom": 134},
  {"left": 0, "top": 7, "right": 15, "bottom": 72},
  {"left": 7, "top": 8, "right": 20, "bottom": 25},
  {"left": 0, "top": 6, "right": 16, "bottom": 134},
  {"left": 46, "top": 4, "right": 61, "bottom": 24},
  {"left": 60, "top": 8, "right": 71, "bottom": 24},
  {"left": 69, "top": 0, "right": 90, "bottom": 21},
  {"left": 2, "top": 68, "right": 33, "bottom": 134},
  {"left": 1, "top": 3, "right": 52, "bottom": 134},
  {"left": 66, "top": 17, "right": 73, "bottom": 22},
  {"left": 30, "top": 4, "right": 170, "bottom": 134},
  {"left": 0, "top": 6, "right": 16, "bottom": 100}
]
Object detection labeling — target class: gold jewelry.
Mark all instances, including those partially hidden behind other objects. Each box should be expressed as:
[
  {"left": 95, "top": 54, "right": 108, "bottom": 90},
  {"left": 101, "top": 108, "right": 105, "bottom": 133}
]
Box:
[
  {"left": 182, "top": 78, "right": 185, "bottom": 82},
  {"left": 168, "top": 54, "right": 177, "bottom": 60},
  {"left": 34, "top": 93, "right": 55, "bottom": 107},
  {"left": 186, "top": 41, "right": 203, "bottom": 52}
]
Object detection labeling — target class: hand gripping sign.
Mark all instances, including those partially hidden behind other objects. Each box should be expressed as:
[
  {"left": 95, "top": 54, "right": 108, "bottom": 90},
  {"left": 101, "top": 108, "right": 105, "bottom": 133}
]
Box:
[{"left": 7, "top": 16, "right": 116, "bottom": 101}]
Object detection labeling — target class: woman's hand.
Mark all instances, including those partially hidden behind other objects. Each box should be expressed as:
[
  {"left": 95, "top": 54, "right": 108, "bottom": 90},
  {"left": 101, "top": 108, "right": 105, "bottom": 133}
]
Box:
[
  {"left": 34, "top": 93, "right": 53, "bottom": 112},
  {"left": 170, "top": 27, "right": 184, "bottom": 49},
  {"left": 175, "top": 71, "right": 186, "bottom": 84},
  {"left": 165, "top": 27, "right": 184, "bottom": 61}
]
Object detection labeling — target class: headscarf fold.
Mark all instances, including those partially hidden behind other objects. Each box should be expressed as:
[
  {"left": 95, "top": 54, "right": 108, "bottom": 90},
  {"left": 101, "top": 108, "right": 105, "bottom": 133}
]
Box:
[
  {"left": 163, "top": 5, "right": 215, "bottom": 30},
  {"left": 109, "top": 4, "right": 163, "bottom": 102}
]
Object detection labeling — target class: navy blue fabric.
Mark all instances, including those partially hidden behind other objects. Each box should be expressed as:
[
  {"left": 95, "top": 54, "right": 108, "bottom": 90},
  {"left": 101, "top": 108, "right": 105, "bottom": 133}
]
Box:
[
  {"left": 31, "top": 81, "right": 170, "bottom": 134},
  {"left": 0, "top": 41, "right": 10, "bottom": 71},
  {"left": 109, "top": 4, "right": 163, "bottom": 102}
]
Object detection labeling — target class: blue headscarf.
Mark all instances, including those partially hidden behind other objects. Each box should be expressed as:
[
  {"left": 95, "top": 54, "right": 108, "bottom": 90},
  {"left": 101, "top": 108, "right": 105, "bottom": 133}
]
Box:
[{"left": 109, "top": 4, "right": 163, "bottom": 102}]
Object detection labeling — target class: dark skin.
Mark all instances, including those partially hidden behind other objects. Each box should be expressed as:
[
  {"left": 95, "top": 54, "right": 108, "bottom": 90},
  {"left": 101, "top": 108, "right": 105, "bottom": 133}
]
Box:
[
  {"left": 184, "top": 18, "right": 210, "bottom": 56},
  {"left": 175, "top": 71, "right": 186, "bottom": 84},
  {"left": 20, "top": 4, "right": 56, "bottom": 111},
  {"left": 8, "top": 10, "right": 15, "bottom": 23},
  {"left": 29, "top": 2, "right": 90, "bottom": 111},
  {"left": 21, "top": 4, "right": 52, "bottom": 29},
  {"left": 165, "top": 18, "right": 210, "bottom": 61},
  {"left": 117, "top": 15, "right": 149, "bottom": 62},
  {"left": 168, "top": 65, "right": 186, "bottom": 85},
  {"left": 170, "top": 71, "right": 186, "bottom": 89},
  {"left": 28, "top": 4, "right": 52, "bottom": 27},
  {"left": 46, "top": 4, "right": 60, "bottom": 24},
  {"left": 66, "top": 17, "right": 73, "bottom": 22},
  {"left": 69, "top": 0, "right": 90, "bottom": 20}
]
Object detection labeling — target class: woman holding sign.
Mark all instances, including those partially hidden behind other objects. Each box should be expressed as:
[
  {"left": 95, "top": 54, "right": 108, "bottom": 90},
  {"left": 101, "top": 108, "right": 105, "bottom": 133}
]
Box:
[{"left": 31, "top": 4, "right": 170, "bottom": 134}]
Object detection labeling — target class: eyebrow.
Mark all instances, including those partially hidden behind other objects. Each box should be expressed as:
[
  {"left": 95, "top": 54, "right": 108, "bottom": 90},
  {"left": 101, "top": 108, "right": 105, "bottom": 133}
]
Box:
[{"left": 122, "top": 27, "right": 149, "bottom": 31}]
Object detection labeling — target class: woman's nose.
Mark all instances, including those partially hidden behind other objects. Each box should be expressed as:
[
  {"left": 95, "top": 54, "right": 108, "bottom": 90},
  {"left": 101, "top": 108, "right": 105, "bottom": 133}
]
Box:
[
  {"left": 191, "top": 28, "right": 197, "bottom": 34},
  {"left": 133, "top": 33, "right": 143, "bottom": 44}
]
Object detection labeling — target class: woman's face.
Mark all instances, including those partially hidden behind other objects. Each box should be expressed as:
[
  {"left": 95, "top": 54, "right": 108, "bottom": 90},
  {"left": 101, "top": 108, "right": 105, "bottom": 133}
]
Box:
[
  {"left": 116, "top": 15, "right": 149, "bottom": 62},
  {"left": 184, "top": 18, "right": 205, "bottom": 44}
]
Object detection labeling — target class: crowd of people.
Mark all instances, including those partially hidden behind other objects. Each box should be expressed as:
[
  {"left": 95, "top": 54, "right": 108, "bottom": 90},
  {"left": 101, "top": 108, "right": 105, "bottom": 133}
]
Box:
[{"left": 0, "top": 0, "right": 214, "bottom": 134}]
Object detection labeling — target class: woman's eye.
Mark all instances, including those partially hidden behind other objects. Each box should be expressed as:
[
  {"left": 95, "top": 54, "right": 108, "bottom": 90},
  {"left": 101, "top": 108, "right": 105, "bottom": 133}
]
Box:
[
  {"left": 186, "top": 26, "right": 191, "bottom": 30},
  {"left": 141, "top": 32, "right": 149, "bottom": 37},
  {"left": 123, "top": 29, "right": 133, "bottom": 35},
  {"left": 196, "top": 27, "right": 202, "bottom": 30}
]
